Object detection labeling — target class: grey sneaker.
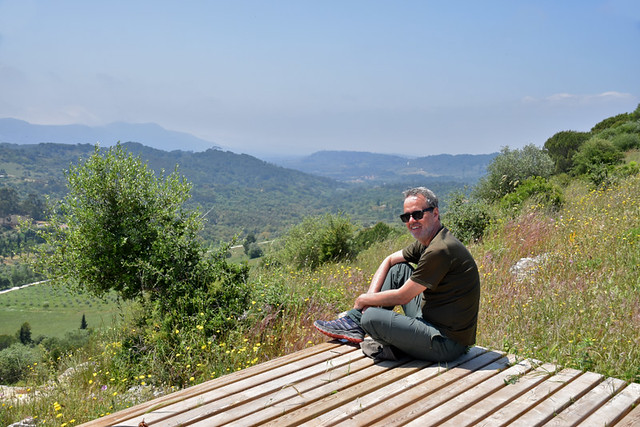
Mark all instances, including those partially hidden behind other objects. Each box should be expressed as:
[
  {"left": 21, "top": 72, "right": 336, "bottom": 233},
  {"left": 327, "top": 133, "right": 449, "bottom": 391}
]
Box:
[
  {"left": 360, "top": 339, "right": 402, "bottom": 361},
  {"left": 314, "top": 316, "right": 365, "bottom": 343}
]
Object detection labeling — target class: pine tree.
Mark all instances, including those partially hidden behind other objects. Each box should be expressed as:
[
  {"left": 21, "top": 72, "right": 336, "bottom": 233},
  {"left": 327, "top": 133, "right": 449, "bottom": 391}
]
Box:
[{"left": 80, "top": 313, "right": 88, "bottom": 329}]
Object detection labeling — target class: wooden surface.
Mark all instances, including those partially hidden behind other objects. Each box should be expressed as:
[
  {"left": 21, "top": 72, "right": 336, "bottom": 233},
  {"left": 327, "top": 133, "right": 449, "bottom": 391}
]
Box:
[{"left": 79, "top": 341, "right": 640, "bottom": 426}]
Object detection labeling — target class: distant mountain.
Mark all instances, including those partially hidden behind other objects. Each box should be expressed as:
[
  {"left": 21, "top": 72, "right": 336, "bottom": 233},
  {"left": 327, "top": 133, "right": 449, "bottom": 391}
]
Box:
[
  {"left": 273, "top": 150, "right": 497, "bottom": 183},
  {"left": 0, "top": 118, "right": 218, "bottom": 152}
]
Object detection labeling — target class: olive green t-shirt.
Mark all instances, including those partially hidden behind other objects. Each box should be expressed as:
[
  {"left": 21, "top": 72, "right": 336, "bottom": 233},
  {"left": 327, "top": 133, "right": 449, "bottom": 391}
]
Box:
[{"left": 402, "top": 227, "right": 480, "bottom": 346}]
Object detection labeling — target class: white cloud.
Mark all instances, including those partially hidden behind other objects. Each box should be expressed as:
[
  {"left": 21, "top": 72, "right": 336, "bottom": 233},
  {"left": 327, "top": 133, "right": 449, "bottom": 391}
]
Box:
[{"left": 522, "top": 91, "right": 636, "bottom": 105}]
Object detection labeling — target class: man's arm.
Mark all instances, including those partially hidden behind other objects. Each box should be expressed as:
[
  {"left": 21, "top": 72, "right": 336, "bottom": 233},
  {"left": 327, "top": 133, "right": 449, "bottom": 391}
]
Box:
[
  {"left": 354, "top": 249, "right": 425, "bottom": 311},
  {"left": 355, "top": 278, "right": 425, "bottom": 311},
  {"left": 365, "top": 250, "right": 406, "bottom": 294}
]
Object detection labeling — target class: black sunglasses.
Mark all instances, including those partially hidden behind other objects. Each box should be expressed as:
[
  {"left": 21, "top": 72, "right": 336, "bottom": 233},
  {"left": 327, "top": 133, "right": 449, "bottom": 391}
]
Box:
[{"left": 400, "top": 207, "right": 434, "bottom": 223}]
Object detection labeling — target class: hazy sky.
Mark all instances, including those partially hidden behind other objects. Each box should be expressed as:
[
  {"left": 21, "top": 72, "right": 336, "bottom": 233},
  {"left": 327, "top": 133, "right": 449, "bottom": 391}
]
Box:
[{"left": 0, "top": 0, "right": 638, "bottom": 157}]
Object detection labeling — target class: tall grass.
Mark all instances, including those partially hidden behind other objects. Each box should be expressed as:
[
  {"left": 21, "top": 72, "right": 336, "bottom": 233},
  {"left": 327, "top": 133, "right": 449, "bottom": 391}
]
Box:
[{"left": 476, "top": 174, "right": 640, "bottom": 381}]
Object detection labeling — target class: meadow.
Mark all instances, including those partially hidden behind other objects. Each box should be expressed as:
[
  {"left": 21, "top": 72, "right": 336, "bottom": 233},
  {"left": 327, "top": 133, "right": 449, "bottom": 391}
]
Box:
[{"left": 0, "top": 283, "right": 122, "bottom": 339}]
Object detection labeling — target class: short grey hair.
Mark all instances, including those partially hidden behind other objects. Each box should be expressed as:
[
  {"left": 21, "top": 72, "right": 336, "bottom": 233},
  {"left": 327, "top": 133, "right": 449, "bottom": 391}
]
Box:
[{"left": 403, "top": 187, "right": 438, "bottom": 208}]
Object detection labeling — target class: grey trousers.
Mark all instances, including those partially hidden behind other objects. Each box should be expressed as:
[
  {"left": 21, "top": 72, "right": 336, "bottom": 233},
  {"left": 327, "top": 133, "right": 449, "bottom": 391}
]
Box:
[{"left": 346, "top": 263, "right": 466, "bottom": 362}]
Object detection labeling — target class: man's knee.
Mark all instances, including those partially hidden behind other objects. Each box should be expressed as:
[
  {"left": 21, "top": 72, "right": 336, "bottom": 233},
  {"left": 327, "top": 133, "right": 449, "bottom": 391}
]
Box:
[{"left": 360, "top": 308, "right": 393, "bottom": 339}]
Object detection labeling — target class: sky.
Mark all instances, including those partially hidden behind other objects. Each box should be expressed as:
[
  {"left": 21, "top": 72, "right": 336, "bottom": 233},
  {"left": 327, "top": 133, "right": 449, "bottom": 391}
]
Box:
[{"left": 0, "top": 0, "right": 639, "bottom": 157}]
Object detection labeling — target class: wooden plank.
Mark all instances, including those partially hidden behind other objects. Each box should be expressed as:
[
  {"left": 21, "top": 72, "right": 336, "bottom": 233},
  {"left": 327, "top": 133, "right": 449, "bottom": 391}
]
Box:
[
  {"left": 114, "top": 344, "right": 359, "bottom": 426},
  {"left": 343, "top": 348, "right": 503, "bottom": 426},
  {"left": 506, "top": 370, "right": 603, "bottom": 426},
  {"left": 308, "top": 347, "right": 489, "bottom": 426},
  {"left": 577, "top": 382, "right": 640, "bottom": 426},
  {"left": 79, "top": 341, "right": 343, "bottom": 427},
  {"left": 403, "top": 356, "right": 532, "bottom": 427},
  {"left": 366, "top": 353, "right": 511, "bottom": 426},
  {"left": 544, "top": 376, "right": 626, "bottom": 426},
  {"left": 225, "top": 357, "right": 411, "bottom": 426},
  {"left": 255, "top": 348, "right": 502, "bottom": 427},
  {"left": 616, "top": 400, "right": 640, "bottom": 427},
  {"left": 429, "top": 362, "right": 557, "bottom": 427},
  {"left": 475, "top": 368, "right": 583, "bottom": 426},
  {"left": 154, "top": 349, "right": 372, "bottom": 426}
]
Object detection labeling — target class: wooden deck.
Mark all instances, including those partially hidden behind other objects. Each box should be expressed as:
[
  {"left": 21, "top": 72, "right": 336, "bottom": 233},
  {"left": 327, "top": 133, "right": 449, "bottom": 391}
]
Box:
[{"left": 80, "top": 341, "right": 640, "bottom": 426}]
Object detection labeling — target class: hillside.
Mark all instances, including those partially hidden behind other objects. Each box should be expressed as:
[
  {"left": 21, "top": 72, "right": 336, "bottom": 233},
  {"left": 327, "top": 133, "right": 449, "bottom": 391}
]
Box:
[{"left": 0, "top": 142, "right": 468, "bottom": 242}]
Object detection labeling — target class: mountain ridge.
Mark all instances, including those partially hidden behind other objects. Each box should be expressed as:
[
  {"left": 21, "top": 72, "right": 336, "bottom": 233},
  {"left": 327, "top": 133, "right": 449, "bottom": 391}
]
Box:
[{"left": 0, "top": 118, "right": 218, "bottom": 153}]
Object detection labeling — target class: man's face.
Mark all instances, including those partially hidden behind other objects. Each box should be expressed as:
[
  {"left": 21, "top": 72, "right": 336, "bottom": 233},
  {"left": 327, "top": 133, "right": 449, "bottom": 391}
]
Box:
[{"left": 403, "top": 195, "right": 440, "bottom": 245}]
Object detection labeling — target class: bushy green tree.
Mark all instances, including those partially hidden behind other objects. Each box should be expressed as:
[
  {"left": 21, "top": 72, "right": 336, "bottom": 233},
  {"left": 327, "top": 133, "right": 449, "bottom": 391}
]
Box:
[
  {"left": 475, "top": 144, "right": 554, "bottom": 202},
  {"left": 544, "top": 131, "right": 591, "bottom": 174},
  {"left": 34, "top": 144, "right": 249, "bottom": 319},
  {"left": 17, "top": 322, "right": 32, "bottom": 345},
  {"left": 442, "top": 191, "right": 493, "bottom": 244},
  {"left": 36, "top": 144, "right": 202, "bottom": 301}
]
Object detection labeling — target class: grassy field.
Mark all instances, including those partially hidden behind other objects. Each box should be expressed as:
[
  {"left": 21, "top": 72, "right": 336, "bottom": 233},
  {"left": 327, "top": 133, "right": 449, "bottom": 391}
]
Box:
[{"left": 0, "top": 282, "right": 123, "bottom": 339}]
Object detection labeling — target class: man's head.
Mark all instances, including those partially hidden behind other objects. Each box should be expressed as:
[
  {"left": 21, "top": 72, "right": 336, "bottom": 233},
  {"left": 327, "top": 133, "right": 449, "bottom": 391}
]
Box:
[
  {"left": 402, "top": 187, "right": 438, "bottom": 209},
  {"left": 401, "top": 187, "right": 441, "bottom": 245}
]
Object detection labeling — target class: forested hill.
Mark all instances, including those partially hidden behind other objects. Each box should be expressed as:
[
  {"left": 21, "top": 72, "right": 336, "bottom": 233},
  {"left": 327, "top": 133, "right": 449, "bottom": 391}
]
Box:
[{"left": 0, "top": 142, "right": 468, "bottom": 242}]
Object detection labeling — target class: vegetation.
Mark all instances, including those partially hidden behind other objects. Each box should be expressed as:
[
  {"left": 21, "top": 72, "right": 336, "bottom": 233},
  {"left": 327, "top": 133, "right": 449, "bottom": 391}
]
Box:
[{"left": 1, "top": 105, "right": 639, "bottom": 426}]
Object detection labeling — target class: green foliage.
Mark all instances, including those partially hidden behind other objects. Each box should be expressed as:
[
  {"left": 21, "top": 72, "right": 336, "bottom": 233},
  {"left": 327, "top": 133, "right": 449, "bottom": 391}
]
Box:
[
  {"left": 499, "top": 176, "right": 564, "bottom": 213},
  {"left": 616, "top": 160, "right": 640, "bottom": 178},
  {"left": 475, "top": 144, "right": 555, "bottom": 203},
  {"left": 0, "top": 343, "right": 39, "bottom": 384},
  {"left": 0, "top": 262, "right": 41, "bottom": 291},
  {"left": 353, "top": 222, "right": 400, "bottom": 253},
  {"left": 442, "top": 191, "right": 493, "bottom": 244},
  {"left": 0, "top": 334, "right": 17, "bottom": 351},
  {"left": 35, "top": 144, "right": 205, "bottom": 303},
  {"left": 544, "top": 130, "right": 591, "bottom": 174},
  {"left": 38, "top": 329, "right": 91, "bottom": 365},
  {"left": 590, "top": 103, "right": 640, "bottom": 132},
  {"left": 273, "top": 213, "right": 356, "bottom": 269},
  {"left": 17, "top": 321, "right": 32, "bottom": 344},
  {"left": 612, "top": 132, "right": 640, "bottom": 151},
  {"left": 571, "top": 137, "right": 624, "bottom": 186}
]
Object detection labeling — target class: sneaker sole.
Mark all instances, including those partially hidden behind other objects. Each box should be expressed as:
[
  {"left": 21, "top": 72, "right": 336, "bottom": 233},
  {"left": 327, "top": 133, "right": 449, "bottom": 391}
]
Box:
[{"left": 313, "top": 324, "right": 364, "bottom": 343}]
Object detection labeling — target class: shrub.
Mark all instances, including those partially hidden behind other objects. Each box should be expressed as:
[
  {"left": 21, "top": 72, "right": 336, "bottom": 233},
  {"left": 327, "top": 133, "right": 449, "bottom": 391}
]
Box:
[
  {"left": 500, "top": 176, "right": 564, "bottom": 213},
  {"left": 612, "top": 133, "right": 640, "bottom": 151},
  {"left": 442, "top": 191, "right": 493, "bottom": 244},
  {"left": 353, "top": 222, "right": 399, "bottom": 253},
  {"left": 0, "top": 334, "right": 17, "bottom": 351},
  {"left": 275, "top": 213, "right": 356, "bottom": 269},
  {"left": 572, "top": 138, "right": 624, "bottom": 186},
  {"left": 0, "top": 343, "right": 39, "bottom": 384},
  {"left": 475, "top": 144, "right": 555, "bottom": 202}
]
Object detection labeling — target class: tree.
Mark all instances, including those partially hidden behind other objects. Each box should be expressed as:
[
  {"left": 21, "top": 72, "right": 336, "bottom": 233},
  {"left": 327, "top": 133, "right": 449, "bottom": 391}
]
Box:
[
  {"left": 243, "top": 233, "right": 257, "bottom": 255},
  {"left": 544, "top": 131, "right": 591, "bottom": 174},
  {"left": 80, "top": 314, "right": 88, "bottom": 330},
  {"left": 17, "top": 322, "right": 32, "bottom": 345},
  {"left": 34, "top": 144, "right": 249, "bottom": 318},
  {"left": 0, "top": 187, "right": 19, "bottom": 217}
]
